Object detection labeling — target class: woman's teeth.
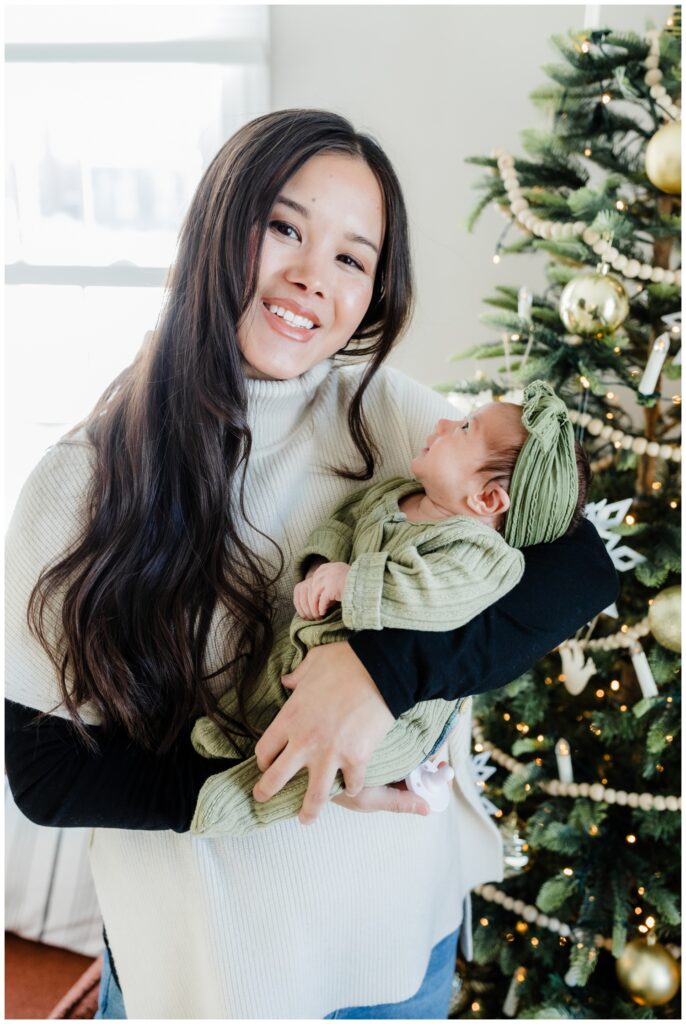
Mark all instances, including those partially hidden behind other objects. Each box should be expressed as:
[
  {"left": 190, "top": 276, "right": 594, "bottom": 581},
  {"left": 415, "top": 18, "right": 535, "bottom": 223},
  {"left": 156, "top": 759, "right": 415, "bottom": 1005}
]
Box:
[{"left": 267, "top": 304, "right": 315, "bottom": 330}]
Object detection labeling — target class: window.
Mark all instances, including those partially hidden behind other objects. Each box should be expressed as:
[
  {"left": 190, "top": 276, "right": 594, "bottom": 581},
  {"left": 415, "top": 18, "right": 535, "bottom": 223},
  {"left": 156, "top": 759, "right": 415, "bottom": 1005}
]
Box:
[{"left": 5, "top": 5, "right": 269, "bottom": 523}]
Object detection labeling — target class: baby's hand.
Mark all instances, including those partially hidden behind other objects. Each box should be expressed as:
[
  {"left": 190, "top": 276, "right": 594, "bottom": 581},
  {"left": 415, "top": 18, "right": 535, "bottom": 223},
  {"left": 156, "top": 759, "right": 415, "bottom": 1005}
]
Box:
[{"left": 293, "top": 562, "right": 350, "bottom": 620}]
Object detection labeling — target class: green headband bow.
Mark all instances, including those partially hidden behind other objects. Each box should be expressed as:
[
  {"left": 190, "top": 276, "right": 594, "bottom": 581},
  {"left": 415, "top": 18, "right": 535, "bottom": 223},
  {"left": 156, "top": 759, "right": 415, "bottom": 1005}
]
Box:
[{"left": 503, "top": 380, "right": 578, "bottom": 549}]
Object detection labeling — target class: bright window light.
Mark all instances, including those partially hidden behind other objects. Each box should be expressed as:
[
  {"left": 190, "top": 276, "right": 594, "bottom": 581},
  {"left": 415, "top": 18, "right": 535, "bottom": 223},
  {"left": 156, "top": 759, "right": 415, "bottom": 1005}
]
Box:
[{"left": 5, "top": 7, "right": 269, "bottom": 525}]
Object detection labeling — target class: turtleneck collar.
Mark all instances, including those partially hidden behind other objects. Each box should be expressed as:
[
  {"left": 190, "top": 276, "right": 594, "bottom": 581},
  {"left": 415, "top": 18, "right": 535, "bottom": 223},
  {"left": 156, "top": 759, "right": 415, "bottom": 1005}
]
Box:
[{"left": 245, "top": 359, "right": 334, "bottom": 452}]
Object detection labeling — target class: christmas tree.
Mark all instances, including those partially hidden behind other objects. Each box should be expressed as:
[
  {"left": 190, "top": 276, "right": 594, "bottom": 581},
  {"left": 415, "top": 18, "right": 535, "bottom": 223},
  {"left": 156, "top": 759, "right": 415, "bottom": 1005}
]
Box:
[{"left": 445, "top": 12, "right": 681, "bottom": 1019}]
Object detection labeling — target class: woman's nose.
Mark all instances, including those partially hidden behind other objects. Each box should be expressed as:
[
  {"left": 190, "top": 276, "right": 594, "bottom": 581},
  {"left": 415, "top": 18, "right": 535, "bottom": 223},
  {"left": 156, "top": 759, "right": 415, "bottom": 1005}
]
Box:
[{"left": 285, "top": 251, "right": 327, "bottom": 297}]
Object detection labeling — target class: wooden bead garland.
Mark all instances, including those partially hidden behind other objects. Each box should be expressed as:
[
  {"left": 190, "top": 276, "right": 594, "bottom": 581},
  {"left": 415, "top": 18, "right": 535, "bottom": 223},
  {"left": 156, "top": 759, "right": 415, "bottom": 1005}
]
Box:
[
  {"left": 568, "top": 409, "right": 682, "bottom": 463},
  {"left": 643, "top": 28, "right": 681, "bottom": 121},
  {"left": 474, "top": 882, "right": 682, "bottom": 959},
  {"left": 472, "top": 720, "right": 681, "bottom": 812},
  {"left": 493, "top": 148, "right": 681, "bottom": 288}
]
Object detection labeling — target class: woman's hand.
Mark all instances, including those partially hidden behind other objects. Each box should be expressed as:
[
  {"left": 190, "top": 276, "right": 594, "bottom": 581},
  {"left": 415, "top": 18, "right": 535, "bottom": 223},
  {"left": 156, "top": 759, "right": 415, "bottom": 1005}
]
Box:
[
  {"left": 332, "top": 781, "right": 430, "bottom": 817},
  {"left": 252, "top": 641, "right": 396, "bottom": 824},
  {"left": 293, "top": 562, "right": 350, "bottom": 620}
]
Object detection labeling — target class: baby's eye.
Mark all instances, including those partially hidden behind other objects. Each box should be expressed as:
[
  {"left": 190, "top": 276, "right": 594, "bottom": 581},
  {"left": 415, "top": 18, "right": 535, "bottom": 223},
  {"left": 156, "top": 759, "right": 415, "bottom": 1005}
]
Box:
[{"left": 461, "top": 419, "right": 470, "bottom": 432}]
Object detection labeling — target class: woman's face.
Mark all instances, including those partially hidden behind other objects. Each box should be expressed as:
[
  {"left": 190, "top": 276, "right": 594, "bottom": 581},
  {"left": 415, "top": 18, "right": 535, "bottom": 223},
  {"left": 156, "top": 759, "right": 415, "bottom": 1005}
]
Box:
[{"left": 238, "top": 152, "right": 384, "bottom": 380}]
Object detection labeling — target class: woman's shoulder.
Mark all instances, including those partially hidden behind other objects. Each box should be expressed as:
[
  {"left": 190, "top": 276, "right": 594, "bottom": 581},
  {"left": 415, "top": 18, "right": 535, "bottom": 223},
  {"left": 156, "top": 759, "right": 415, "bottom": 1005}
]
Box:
[{"left": 7, "top": 430, "right": 97, "bottom": 547}]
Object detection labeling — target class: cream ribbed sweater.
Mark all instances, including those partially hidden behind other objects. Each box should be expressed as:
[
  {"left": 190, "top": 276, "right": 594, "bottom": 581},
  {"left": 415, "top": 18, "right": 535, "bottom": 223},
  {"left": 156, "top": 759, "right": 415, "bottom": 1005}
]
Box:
[{"left": 5, "top": 359, "right": 503, "bottom": 1019}]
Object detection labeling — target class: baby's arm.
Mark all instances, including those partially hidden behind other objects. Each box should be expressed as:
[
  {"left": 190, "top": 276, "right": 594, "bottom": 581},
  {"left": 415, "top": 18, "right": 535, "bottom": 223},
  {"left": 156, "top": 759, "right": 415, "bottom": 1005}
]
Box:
[{"left": 294, "top": 561, "right": 350, "bottom": 619}]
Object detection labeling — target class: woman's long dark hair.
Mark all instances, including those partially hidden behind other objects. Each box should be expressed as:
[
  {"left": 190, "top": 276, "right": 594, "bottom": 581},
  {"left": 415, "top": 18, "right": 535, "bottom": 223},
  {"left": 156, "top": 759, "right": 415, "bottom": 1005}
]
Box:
[{"left": 28, "top": 109, "right": 414, "bottom": 752}]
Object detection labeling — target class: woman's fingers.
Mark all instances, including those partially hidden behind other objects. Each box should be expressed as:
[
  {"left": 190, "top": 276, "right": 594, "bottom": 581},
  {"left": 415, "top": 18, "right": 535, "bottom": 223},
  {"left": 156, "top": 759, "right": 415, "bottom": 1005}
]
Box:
[
  {"left": 254, "top": 725, "right": 289, "bottom": 773},
  {"left": 252, "top": 745, "right": 307, "bottom": 802},
  {"left": 332, "top": 785, "right": 430, "bottom": 816},
  {"left": 298, "top": 762, "right": 338, "bottom": 824},
  {"left": 341, "top": 765, "right": 366, "bottom": 798}
]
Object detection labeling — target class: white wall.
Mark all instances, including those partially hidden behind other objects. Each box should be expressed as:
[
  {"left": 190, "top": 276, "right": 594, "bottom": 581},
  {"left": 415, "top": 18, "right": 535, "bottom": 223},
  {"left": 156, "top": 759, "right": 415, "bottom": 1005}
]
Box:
[{"left": 271, "top": 4, "right": 672, "bottom": 389}]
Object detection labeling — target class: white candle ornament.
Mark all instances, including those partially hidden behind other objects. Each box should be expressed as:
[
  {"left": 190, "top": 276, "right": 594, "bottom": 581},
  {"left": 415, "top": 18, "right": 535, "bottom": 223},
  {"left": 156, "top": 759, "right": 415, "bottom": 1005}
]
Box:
[
  {"left": 584, "top": 5, "right": 601, "bottom": 29},
  {"left": 518, "top": 286, "right": 533, "bottom": 322},
  {"left": 502, "top": 331, "right": 512, "bottom": 382},
  {"left": 503, "top": 968, "right": 526, "bottom": 1017},
  {"left": 630, "top": 642, "right": 659, "bottom": 698},
  {"left": 555, "top": 738, "right": 575, "bottom": 783},
  {"left": 639, "top": 333, "right": 670, "bottom": 395}
]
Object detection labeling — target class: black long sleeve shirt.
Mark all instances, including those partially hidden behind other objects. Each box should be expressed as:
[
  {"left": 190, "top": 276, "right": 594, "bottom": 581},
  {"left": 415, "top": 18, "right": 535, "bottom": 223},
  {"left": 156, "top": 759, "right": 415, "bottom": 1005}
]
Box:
[{"left": 5, "top": 518, "right": 617, "bottom": 833}]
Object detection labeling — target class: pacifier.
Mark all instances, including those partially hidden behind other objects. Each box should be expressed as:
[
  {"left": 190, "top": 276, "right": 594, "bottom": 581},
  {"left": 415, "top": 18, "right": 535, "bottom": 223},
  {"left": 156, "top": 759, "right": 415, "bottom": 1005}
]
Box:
[{"left": 405, "top": 760, "right": 455, "bottom": 812}]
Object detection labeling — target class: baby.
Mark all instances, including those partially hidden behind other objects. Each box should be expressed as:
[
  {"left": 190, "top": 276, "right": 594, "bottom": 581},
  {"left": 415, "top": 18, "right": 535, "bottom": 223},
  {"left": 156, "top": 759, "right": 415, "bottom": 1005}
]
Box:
[{"left": 191, "top": 381, "right": 590, "bottom": 836}]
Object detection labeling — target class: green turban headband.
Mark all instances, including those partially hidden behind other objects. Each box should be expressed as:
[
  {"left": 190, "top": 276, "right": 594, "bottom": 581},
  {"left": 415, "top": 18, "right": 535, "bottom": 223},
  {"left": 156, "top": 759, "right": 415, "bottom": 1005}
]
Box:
[{"left": 503, "top": 380, "right": 578, "bottom": 549}]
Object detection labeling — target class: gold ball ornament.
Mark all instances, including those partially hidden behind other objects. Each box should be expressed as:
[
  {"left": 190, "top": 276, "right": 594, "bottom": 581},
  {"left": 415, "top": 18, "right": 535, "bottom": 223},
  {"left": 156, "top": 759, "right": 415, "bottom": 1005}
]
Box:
[
  {"left": 616, "top": 937, "right": 681, "bottom": 1006},
  {"left": 645, "top": 121, "right": 681, "bottom": 195},
  {"left": 648, "top": 584, "right": 681, "bottom": 652},
  {"left": 559, "top": 271, "right": 629, "bottom": 335}
]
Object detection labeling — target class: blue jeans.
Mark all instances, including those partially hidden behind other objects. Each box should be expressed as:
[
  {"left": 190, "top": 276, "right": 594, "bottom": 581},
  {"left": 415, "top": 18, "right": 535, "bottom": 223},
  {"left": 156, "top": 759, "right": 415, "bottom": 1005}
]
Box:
[
  {"left": 325, "top": 929, "right": 459, "bottom": 1019},
  {"left": 95, "top": 928, "right": 459, "bottom": 1020},
  {"left": 94, "top": 946, "right": 126, "bottom": 1020}
]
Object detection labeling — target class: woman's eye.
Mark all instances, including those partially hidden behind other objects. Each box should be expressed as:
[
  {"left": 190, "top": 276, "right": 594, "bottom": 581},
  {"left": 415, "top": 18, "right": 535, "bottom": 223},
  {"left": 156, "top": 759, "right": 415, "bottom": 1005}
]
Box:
[
  {"left": 337, "top": 254, "right": 365, "bottom": 272},
  {"left": 270, "top": 220, "right": 300, "bottom": 240}
]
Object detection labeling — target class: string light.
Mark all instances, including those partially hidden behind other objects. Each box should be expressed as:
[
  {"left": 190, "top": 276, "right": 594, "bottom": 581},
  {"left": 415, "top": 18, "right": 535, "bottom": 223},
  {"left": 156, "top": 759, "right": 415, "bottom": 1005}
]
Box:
[
  {"left": 637, "top": 887, "right": 645, "bottom": 895},
  {"left": 471, "top": 1001, "right": 481, "bottom": 1012},
  {"left": 503, "top": 713, "right": 511, "bottom": 721},
  {"left": 645, "top": 916, "right": 656, "bottom": 928},
  {"left": 626, "top": 834, "right": 637, "bottom": 844},
  {"left": 652, "top": 481, "right": 662, "bottom": 490},
  {"left": 601, "top": 92, "right": 612, "bottom": 104},
  {"left": 493, "top": 253, "right": 501, "bottom": 265},
  {"left": 531, "top": 937, "right": 539, "bottom": 947},
  {"left": 666, "top": 735, "right": 674, "bottom": 743},
  {"left": 615, "top": 201, "right": 625, "bottom": 211},
  {"left": 480, "top": 917, "right": 489, "bottom": 926},
  {"left": 563, "top": 867, "right": 574, "bottom": 876},
  {"left": 595, "top": 689, "right": 605, "bottom": 698},
  {"left": 669, "top": 500, "right": 678, "bottom": 509},
  {"left": 638, "top": 924, "right": 649, "bottom": 934},
  {"left": 474, "top": 742, "right": 484, "bottom": 752},
  {"left": 584, "top": 147, "right": 593, "bottom": 156},
  {"left": 610, "top": 680, "right": 620, "bottom": 691},
  {"left": 581, "top": 39, "right": 591, "bottom": 53},
  {"left": 516, "top": 921, "right": 528, "bottom": 933},
  {"left": 580, "top": 375, "right": 590, "bottom": 388},
  {"left": 625, "top": 514, "right": 636, "bottom": 525},
  {"left": 620, "top": 704, "right": 628, "bottom": 712},
  {"left": 635, "top": 907, "right": 643, "bottom": 915}
]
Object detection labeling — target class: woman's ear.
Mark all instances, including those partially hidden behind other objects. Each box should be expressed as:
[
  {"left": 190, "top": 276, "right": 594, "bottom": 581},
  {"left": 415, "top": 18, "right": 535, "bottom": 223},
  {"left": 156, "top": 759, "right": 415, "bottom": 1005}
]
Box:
[{"left": 466, "top": 481, "right": 511, "bottom": 518}]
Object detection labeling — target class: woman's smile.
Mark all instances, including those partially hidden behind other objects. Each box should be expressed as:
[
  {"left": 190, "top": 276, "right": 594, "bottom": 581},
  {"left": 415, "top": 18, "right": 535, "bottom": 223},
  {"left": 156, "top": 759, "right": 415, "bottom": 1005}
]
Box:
[{"left": 261, "top": 296, "right": 322, "bottom": 342}]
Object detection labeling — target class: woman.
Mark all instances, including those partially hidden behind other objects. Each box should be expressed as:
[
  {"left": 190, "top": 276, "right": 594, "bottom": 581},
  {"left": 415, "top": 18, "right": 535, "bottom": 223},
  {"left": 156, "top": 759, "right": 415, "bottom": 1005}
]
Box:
[{"left": 5, "top": 109, "right": 617, "bottom": 1019}]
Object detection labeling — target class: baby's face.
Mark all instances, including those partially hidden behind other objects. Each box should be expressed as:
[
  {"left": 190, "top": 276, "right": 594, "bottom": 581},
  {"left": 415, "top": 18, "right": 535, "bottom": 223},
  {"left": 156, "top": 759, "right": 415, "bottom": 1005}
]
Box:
[{"left": 411, "top": 402, "right": 526, "bottom": 514}]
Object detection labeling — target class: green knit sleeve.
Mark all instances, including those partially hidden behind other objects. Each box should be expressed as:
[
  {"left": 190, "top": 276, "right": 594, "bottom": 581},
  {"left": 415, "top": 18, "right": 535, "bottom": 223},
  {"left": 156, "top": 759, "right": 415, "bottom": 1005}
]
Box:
[
  {"left": 340, "top": 522, "right": 525, "bottom": 632},
  {"left": 292, "top": 486, "right": 371, "bottom": 581}
]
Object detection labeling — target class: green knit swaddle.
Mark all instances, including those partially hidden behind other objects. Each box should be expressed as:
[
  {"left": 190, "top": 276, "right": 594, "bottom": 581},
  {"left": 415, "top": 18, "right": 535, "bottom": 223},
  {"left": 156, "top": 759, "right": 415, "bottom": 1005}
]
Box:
[{"left": 190, "top": 612, "right": 462, "bottom": 837}]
